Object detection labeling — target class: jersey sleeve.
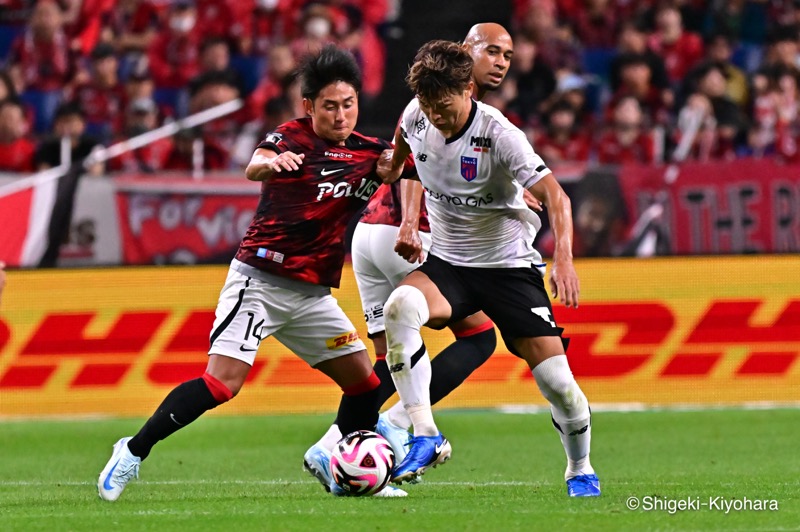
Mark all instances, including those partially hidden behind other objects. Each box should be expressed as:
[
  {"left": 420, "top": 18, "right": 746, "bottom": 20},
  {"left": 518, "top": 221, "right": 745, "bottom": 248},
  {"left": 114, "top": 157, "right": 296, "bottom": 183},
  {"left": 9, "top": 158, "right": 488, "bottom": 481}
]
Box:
[
  {"left": 397, "top": 98, "right": 420, "bottom": 144},
  {"left": 256, "top": 122, "right": 300, "bottom": 154},
  {"left": 495, "top": 127, "right": 552, "bottom": 190}
]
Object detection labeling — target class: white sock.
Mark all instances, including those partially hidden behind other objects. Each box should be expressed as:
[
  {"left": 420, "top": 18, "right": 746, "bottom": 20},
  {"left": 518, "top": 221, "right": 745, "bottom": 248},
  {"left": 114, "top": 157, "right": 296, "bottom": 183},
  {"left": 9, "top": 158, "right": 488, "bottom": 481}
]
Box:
[
  {"left": 385, "top": 401, "right": 412, "bottom": 431},
  {"left": 532, "top": 355, "right": 594, "bottom": 480},
  {"left": 318, "top": 424, "right": 343, "bottom": 452},
  {"left": 384, "top": 285, "right": 438, "bottom": 437}
]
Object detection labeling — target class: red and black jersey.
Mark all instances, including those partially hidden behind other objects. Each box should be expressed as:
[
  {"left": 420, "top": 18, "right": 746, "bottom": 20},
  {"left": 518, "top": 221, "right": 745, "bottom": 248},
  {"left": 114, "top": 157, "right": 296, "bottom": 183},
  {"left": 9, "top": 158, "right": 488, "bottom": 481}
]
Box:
[
  {"left": 359, "top": 181, "right": 431, "bottom": 233},
  {"left": 235, "top": 118, "right": 407, "bottom": 288}
]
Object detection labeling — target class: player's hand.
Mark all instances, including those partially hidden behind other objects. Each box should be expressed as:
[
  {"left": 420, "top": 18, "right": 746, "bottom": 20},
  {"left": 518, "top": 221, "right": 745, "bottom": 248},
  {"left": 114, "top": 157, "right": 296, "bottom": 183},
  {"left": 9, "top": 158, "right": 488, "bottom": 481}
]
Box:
[
  {"left": 395, "top": 223, "right": 424, "bottom": 263},
  {"left": 377, "top": 149, "right": 403, "bottom": 184},
  {"left": 523, "top": 189, "right": 543, "bottom": 212},
  {"left": 549, "top": 258, "right": 579, "bottom": 308},
  {"left": 268, "top": 151, "right": 305, "bottom": 173}
]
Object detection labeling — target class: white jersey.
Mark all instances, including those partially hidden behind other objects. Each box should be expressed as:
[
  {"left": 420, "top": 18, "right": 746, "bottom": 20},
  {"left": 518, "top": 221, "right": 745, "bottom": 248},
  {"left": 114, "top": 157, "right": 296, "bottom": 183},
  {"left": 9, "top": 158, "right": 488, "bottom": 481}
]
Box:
[{"left": 400, "top": 98, "right": 551, "bottom": 268}]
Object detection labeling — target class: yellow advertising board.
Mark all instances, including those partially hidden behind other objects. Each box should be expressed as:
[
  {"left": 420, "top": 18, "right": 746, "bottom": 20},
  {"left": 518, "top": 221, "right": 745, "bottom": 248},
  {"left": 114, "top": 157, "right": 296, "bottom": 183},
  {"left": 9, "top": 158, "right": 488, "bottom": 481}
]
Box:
[{"left": 1, "top": 256, "right": 799, "bottom": 417}]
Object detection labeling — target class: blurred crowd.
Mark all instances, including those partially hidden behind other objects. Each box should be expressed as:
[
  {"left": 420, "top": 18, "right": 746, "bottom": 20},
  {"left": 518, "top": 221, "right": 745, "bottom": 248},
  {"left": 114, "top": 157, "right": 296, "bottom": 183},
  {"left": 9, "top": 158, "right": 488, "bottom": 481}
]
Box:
[{"left": 0, "top": 0, "right": 799, "bottom": 176}]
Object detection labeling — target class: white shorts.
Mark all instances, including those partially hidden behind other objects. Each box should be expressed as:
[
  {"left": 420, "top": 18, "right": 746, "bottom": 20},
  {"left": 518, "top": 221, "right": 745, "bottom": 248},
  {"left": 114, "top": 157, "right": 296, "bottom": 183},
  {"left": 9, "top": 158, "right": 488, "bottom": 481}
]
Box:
[
  {"left": 351, "top": 222, "right": 432, "bottom": 336},
  {"left": 208, "top": 268, "right": 367, "bottom": 366}
]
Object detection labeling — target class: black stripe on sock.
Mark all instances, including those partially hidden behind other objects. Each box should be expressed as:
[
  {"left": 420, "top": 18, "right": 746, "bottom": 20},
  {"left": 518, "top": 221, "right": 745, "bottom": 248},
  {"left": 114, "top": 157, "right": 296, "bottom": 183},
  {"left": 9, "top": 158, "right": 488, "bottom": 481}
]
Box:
[
  {"left": 409, "top": 343, "right": 426, "bottom": 368},
  {"left": 209, "top": 277, "right": 250, "bottom": 348}
]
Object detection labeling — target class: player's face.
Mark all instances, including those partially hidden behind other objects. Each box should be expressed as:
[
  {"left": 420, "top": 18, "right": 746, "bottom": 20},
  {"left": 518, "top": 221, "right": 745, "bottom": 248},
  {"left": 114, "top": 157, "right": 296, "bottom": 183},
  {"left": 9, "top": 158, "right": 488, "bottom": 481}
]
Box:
[
  {"left": 418, "top": 85, "right": 473, "bottom": 134},
  {"left": 469, "top": 35, "right": 514, "bottom": 92},
  {"left": 305, "top": 81, "right": 359, "bottom": 145}
]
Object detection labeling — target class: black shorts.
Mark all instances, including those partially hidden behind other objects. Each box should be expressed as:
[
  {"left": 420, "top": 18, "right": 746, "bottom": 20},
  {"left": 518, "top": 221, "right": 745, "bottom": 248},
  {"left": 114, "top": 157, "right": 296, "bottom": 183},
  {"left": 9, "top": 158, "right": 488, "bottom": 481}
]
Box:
[{"left": 417, "top": 254, "right": 565, "bottom": 355}]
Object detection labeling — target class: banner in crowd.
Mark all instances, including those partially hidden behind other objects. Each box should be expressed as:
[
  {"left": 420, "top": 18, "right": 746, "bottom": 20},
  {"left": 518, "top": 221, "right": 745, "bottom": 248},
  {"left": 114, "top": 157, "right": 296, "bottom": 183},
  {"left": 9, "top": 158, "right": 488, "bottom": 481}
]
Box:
[
  {"left": 1, "top": 257, "right": 798, "bottom": 417},
  {"left": 618, "top": 160, "right": 800, "bottom": 254},
  {"left": 114, "top": 176, "right": 261, "bottom": 265}
]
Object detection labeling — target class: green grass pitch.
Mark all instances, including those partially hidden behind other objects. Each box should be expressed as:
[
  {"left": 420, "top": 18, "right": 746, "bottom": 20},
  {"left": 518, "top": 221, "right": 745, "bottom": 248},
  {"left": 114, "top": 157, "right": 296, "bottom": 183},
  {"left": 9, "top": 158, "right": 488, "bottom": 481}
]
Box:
[{"left": 2, "top": 409, "right": 798, "bottom": 531}]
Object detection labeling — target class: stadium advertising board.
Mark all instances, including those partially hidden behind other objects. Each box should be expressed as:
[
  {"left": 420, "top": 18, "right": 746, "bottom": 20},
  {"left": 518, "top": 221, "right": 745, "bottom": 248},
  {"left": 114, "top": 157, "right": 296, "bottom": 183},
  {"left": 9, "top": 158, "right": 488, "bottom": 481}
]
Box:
[{"left": 1, "top": 256, "right": 798, "bottom": 417}]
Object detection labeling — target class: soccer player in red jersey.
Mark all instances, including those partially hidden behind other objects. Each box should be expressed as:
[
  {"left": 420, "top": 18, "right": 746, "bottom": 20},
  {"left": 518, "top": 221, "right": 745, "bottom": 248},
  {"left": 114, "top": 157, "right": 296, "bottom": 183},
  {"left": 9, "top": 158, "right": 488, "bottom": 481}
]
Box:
[{"left": 97, "top": 46, "right": 408, "bottom": 501}]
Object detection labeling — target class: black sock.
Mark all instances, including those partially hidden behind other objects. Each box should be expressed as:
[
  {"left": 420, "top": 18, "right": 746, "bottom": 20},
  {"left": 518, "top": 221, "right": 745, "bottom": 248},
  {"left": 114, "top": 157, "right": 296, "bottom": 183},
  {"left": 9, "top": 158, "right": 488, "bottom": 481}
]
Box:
[
  {"left": 373, "top": 357, "right": 396, "bottom": 407},
  {"left": 429, "top": 328, "right": 496, "bottom": 405},
  {"left": 127, "top": 378, "right": 223, "bottom": 460},
  {"left": 336, "top": 385, "right": 381, "bottom": 436}
]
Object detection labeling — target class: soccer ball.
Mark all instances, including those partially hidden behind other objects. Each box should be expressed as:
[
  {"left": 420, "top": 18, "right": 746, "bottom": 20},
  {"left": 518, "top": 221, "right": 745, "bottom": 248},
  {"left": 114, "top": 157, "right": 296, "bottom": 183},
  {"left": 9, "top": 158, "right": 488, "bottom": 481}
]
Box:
[{"left": 330, "top": 430, "right": 395, "bottom": 496}]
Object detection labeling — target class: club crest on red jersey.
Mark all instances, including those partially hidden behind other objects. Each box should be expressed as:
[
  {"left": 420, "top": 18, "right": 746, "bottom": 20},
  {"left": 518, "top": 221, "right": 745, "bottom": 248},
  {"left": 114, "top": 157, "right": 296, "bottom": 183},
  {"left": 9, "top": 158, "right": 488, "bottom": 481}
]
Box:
[{"left": 460, "top": 156, "right": 478, "bottom": 182}]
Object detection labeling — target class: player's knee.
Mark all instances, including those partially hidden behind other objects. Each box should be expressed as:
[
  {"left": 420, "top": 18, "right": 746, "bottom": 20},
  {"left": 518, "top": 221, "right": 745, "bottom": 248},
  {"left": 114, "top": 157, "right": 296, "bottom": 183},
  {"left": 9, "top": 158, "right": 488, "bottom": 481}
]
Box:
[
  {"left": 201, "top": 372, "right": 236, "bottom": 403},
  {"left": 463, "top": 327, "right": 497, "bottom": 360},
  {"left": 384, "top": 285, "right": 430, "bottom": 329},
  {"left": 532, "top": 356, "right": 587, "bottom": 413}
]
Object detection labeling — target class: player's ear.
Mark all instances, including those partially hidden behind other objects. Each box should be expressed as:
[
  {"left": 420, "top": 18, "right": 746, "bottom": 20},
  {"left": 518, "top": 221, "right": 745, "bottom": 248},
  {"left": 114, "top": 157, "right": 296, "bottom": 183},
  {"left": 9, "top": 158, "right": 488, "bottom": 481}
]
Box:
[{"left": 302, "top": 98, "right": 313, "bottom": 117}]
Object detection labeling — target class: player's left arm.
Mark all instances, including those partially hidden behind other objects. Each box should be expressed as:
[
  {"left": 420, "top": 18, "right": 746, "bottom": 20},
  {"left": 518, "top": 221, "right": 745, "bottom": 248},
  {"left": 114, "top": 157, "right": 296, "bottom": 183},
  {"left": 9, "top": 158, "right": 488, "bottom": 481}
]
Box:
[{"left": 528, "top": 174, "right": 579, "bottom": 308}]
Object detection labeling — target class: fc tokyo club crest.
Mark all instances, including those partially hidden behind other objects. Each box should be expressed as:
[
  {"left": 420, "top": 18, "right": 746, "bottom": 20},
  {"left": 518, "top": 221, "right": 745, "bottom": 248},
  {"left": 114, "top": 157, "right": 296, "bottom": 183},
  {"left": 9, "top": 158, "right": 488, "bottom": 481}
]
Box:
[{"left": 460, "top": 156, "right": 478, "bottom": 182}]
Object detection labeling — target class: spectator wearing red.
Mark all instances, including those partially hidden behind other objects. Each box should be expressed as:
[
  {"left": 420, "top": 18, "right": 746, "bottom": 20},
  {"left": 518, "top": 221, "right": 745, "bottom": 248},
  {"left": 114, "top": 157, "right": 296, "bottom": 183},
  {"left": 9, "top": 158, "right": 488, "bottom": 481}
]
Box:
[
  {"left": 336, "top": 4, "right": 385, "bottom": 98},
  {"left": 102, "top": 0, "right": 162, "bottom": 56},
  {"left": 162, "top": 128, "right": 228, "bottom": 172},
  {"left": 693, "top": 63, "right": 745, "bottom": 160},
  {"left": 7, "top": 0, "right": 73, "bottom": 92},
  {"left": 67, "top": 43, "right": 126, "bottom": 142},
  {"left": 509, "top": 36, "right": 556, "bottom": 125},
  {"left": 248, "top": 0, "right": 299, "bottom": 56},
  {"left": 195, "top": 37, "right": 243, "bottom": 94},
  {"left": 61, "top": 0, "right": 115, "bottom": 56},
  {"left": 607, "top": 54, "right": 671, "bottom": 126},
  {"left": 188, "top": 70, "right": 244, "bottom": 156},
  {"left": 596, "top": 96, "right": 656, "bottom": 164},
  {"left": 246, "top": 43, "right": 296, "bottom": 120},
  {"left": 0, "top": 98, "right": 36, "bottom": 173},
  {"left": 108, "top": 97, "right": 172, "bottom": 173},
  {"left": 647, "top": 5, "right": 704, "bottom": 85},
  {"left": 572, "top": 0, "right": 619, "bottom": 48},
  {"left": 774, "top": 69, "right": 800, "bottom": 163},
  {"left": 291, "top": 3, "right": 340, "bottom": 60},
  {"left": 533, "top": 99, "right": 591, "bottom": 163},
  {"left": 195, "top": 0, "right": 250, "bottom": 53},
  {"left": 609, "top": 21, "right": 671, "bottom": 93},
  {"left": 147, "top": 0, "right": 201, "bottom": 89}
]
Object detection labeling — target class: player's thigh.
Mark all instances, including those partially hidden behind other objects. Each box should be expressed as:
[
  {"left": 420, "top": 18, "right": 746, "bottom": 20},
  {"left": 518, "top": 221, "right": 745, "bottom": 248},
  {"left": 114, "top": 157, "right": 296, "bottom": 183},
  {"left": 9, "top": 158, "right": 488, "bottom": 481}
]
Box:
[
  {"left": 274, "top": 292, "right": 369, "bottom": 379},
  {"left": 314, "top": 349, "right": 375, "bottom": 389},
  {"left": 475, "top": 267, "right": 565, "bottom": 363},
  {"left": 448, "top": 311, "right": 493, "bottom": 336},
  {"left": 208, "top": 270, "right": 287, "bottom": 369},
  {"left": 413, "top": 254, "right": 480, "bottom": 329},
  {"left": 352, "top": 226, "right": 395, "bottom": 337}
]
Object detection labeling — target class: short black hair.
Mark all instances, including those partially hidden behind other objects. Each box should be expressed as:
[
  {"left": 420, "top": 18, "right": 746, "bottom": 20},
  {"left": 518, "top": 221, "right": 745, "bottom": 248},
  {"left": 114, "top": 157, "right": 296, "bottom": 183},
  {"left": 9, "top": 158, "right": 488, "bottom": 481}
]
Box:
[
  {"left": 54, "top": 101, "right": 85, "bottom": 121},
  {"left": 298, "top": 45, "right": 361, "bottom": 100}
]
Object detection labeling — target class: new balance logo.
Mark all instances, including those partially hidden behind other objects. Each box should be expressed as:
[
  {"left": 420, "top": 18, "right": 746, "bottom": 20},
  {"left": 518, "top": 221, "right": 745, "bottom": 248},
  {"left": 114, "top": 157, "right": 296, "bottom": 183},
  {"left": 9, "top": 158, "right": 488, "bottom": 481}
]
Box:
[
  {"left": 389, "top": 363, "right": 405, "bottom": 373},
  {"left": 416, "top": 153, "right": 428, "bottom": 162}
]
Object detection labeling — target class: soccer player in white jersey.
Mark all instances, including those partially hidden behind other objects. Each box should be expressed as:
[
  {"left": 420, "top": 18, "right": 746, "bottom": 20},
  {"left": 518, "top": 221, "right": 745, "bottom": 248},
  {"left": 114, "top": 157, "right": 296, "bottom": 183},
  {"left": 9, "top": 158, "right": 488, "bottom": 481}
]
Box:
[
  {"left": 302, "top": 23, "right": 523, "bottom": 485},
  {"left": 377, "top": 40, "right": 600, "bottom": 497}
]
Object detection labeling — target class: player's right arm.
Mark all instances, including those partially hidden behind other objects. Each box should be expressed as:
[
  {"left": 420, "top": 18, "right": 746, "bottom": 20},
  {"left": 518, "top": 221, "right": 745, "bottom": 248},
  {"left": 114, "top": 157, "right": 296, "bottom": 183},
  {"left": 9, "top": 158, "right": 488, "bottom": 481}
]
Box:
[
  {"left": 395, "top": 179, "right": 425, "bottom": 263},
  {"left": 376, "top": 131, "right": 412, "bottom": 184},
  {"left": 245, "top": 148, "right": 305, "bottom": 182}
]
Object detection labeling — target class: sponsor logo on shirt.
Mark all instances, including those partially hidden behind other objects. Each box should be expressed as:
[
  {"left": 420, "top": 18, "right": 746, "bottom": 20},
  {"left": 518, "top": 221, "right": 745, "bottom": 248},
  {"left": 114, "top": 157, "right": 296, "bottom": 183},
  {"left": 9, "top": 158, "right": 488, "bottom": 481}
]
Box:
[
  {"left": 426, "top": 189, "right": 494, "bottom": 207},
  {"left": 469, "top": 136, "right": 492, "bottom": 152},
  {"left": 324, "top": 151, "right": 353, "bottom": 159},
  {"left": 316, "top": 177, "right": 379, "bottom": 201}
]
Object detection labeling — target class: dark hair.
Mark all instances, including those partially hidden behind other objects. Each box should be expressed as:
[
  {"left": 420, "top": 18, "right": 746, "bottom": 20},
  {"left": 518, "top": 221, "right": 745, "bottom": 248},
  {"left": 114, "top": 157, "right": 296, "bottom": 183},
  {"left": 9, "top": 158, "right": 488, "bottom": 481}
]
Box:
[
  {"left": 406, "top": 40, "right": 473, "bottom": 103},
  {"left": 54, "top": 101, "right": 85, "bottom": 121},
  {"left": 298, "top": 45, "right": 361, "bottom": 100},
  {"left": 0, "top": 70, "right": 17, "bottom": 100},
  {"left": 0, "top": 97, "right": 24, "bottom": 113}
]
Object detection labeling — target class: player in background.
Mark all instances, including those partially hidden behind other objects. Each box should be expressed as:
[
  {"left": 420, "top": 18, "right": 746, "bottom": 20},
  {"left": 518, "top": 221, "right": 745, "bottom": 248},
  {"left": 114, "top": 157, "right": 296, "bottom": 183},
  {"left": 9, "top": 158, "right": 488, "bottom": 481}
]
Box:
[
  {"left": 302, "top": 23, "right": 531, "bottom": 488},
  {"left": 378, "top": 40, "right": 600, "bottom": 497},
  {"left": 97, "top": 46, "right": 410, "bottom": 501}
]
